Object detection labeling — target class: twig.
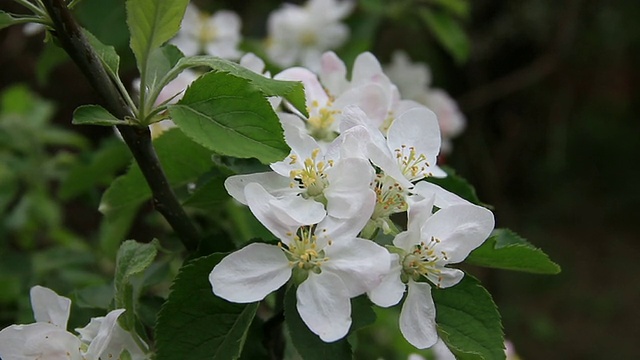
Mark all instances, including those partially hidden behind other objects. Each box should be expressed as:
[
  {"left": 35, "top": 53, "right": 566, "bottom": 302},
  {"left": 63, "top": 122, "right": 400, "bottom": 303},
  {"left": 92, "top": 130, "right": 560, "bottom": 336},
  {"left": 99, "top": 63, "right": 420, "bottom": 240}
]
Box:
[{"left": 42, "top": 0, "right": 199, "bottom": 251}]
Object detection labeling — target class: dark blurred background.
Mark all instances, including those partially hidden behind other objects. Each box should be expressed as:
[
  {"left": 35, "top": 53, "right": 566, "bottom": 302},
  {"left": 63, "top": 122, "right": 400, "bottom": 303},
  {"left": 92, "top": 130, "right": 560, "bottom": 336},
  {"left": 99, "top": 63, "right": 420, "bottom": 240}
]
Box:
[{"left": 1, "top": 0, "right": 638, "bottom": 358}]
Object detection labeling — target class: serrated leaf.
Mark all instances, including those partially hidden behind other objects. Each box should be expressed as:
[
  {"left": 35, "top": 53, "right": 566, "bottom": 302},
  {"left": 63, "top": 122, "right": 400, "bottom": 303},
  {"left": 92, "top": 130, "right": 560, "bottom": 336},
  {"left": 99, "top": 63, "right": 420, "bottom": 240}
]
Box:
[
  {"left": 155, "top": 253, "right": 258, "bottom": 360},
  {"left": 99, "top": 128, "right": 213, "bottom": 218},
  {"left": 284, "top": 286, "right": 352, "bottom": 360},
  {"left": 126, "top": 0, "right": 188, "bottom": 72},
  {"left": 73, "top": 104, "right": 125, "bottom": 126},
  {"left": 84, "top": 29, "right": 120, "bottom": 77},
  {"left": 168, "top": 71, "right": 290, "bottom": 164},
  {"left": 426, "top": 166, "right": 485, "bottom": 206},
  {"left": 433, "top": 275, "right": 505, "bottom": 360},
  {"left": 466, "top": 229, "right": 561, "bottom": 274},
  {"left": 171, "top": 56, "right": 307, "bottom": 116},
  {"left": 419, "top": 8, "right": 470, "bottom": 64}
]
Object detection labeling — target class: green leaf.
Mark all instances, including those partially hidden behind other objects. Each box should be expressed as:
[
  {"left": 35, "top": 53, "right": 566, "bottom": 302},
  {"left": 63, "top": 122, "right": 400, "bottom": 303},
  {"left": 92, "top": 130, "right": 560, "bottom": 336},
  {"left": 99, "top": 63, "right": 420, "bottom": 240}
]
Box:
[
  {"left": 419, "top": 8, "right": 470, "bottom": 64},
  {"left": 155, "top": 253, "right": 259, "bottom": 360},
  {"left": 466, "top": 229, "right": 561, "bottom": 274},
  {"left": 126, "top": 0, "right": 188, "bottom": 72},
  {"left": 183, "top": 176, "right": 229, "bottom": 210},
  {"left": 114, "top": 239, "right": 159, "bottom": 330},
  {"left": 73, "top": 105, "right": 125, "bottom": 126},
  {"left": 284, "top": 286, "right": 352, "bottom": 360},
  {"left": 426, "top": 166, "right": 486, "bottom": 206},
  {"left": 433, "top": 275, "right": 505, "bottom": 360},
  {"left": 35, "top": 42, "right": 69, "bottom": 85},
  {"left": 0, "top": 11, "right": 18, "bottom": 31},
  {"left": 99, "top": 128, "right": 213, "bottom": 218},
  {"left": 84, "top": 30, "right": 121, "bottom": 77},
  {"left": 171, "top": 56, "right": 307, "bottom": 116},
  {"left": 168, "top": 71, "right": 290, "bottom": 164},
  {"left": 429, "top": 0, "right": 470, "bottom": 18},
  {"left": 145, "top": 44, "right": 184, "bottom": 105}
]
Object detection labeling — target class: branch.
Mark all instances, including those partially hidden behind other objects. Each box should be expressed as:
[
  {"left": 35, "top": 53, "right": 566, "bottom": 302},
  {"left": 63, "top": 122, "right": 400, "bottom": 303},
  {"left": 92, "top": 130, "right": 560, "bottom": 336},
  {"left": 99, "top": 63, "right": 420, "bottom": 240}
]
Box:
[{"left": 43, "top": 0, "right": 199, "bottom": 251}]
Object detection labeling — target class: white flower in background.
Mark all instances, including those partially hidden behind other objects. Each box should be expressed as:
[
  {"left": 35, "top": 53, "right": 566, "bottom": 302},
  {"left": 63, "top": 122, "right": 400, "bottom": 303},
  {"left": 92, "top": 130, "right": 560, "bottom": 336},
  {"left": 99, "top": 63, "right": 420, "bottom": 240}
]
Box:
[
  {"left": 275, "top": 65, "right": 389, "bottom": 144},
  {"left": 266, "top": 0, "right": 354, "bottom": 70},
  {"left": 170, "top": 3, "right": 242, "bottom": 59},
  {"left": 0, "top": 286, "right": 146, "bottom": 360},
  {"left": 225, "top": 113, "right": 375, "bottom": 219},
  {"left": 368, "top": 194, "right": 494, "bottom": 349},
  {"left": 210, "top": 182, "right": 390, "bottom": 342},
  {"left": 384, "top": 51, "right": 466, "bottom": 154}
]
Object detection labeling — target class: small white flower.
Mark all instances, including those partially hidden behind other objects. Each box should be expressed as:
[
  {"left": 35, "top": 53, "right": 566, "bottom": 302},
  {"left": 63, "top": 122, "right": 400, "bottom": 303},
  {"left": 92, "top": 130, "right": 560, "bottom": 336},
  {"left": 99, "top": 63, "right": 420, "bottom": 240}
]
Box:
[
  {"left": 266, "top": 0, "right": 354, "bottom": 70},
  {"left": 368, "top": 194, "right": 494, "bottom": 349},
  {"left": 210, "top": 182, "right": 390, "bottom": 342},
  {"left": 384, "top": 51, "right": 466, "bottom": 154},
  {"left": 0, "top": 286, "right": 144, "bottom": 360},
  {"left": 171, "top": 4, "right": 242, "bottom": 59}
]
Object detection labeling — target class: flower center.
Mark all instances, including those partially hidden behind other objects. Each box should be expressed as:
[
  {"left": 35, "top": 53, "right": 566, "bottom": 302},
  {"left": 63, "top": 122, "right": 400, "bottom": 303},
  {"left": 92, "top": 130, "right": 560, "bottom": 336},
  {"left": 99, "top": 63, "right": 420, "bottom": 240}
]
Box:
[
  {"left": 288, "top": 148, "right": 333, "bottom": 198},
  {"left": 371, "top": 173, "right": 408, "bottom": 220},
  {"left": 281, "top": 225, "right": 330, "bottom": 274},
  {"left": 401, "top": 236, "right": 448, "bottom": 288},
  {"left": 199, "top": 15, "right": 217, "bottom": 43},
  {"left": 307, "top": 100, "right": 340, "bottom": 142},
  {"left": 395, "top": 144, "right": 431, "bottom": 181}
]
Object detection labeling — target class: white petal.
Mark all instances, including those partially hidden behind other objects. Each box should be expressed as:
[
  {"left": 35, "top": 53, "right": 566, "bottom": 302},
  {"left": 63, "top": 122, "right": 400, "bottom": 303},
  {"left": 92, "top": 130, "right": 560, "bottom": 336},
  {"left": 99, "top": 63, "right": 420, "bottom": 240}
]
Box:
[
  {"left": 315, "top": 193, "right": 375, "bottom": 245},
  {"left": 320, "top": 51, "right": 348, "bottom": 95},
  {"left": 427, "top": 267, "right": 465, "bottom": 289},
  {"left": 322, "top": 237, "right": 391, "bottom": 296},
  {"left": 431, "top": 338, "right": 457, "bottom": 360},
  {"left": 239, "top": 52, "right": 266, "bottom": 74},
  {"left": 209, "top": 243, "right": 291, "bottom": 303},
  {"left": 0, "top": 323, "right": 83, "bottom": 360},
  {"left": 296, "top": 272, "right": 351, "bottom": 342},
  {"left": 224, "top": 172, "right": 296, "bottom": 205},
  {"left": 30, "top": 286, "right": 71, "bottom": 329},
  {"left": 411, "top": 181, "right": 470, "bottom": 209},
  {"left": 422, "top": 204, "right": 495, "bottom": 264},
  {"left": 275, "top": 67, "right": 329, "bottom": 110},
  {"left": 399, "top": 281, "right": 438, "bottom": 349},
  {"left": 83, "top": 309, "right": 125, "bottom": 359},
  {"left": 351, "top": 52, "right": 386, "bottom": 86},
  {"left": 405, "top": 192, "right": 435, "bottom": 236},
  {"left": 334, "top": 84, "right": 389, "bottom": 128},
  {"left": 244, "top": 183, "right": 325, "bottom": 241},
  {"left": 324, "top": 158, "right": 375, "bottom": 218},
  {"left": 367, "top": 254, "right": 406, "bottom": 307},
  {"left": 387, "top": 107, "right": 441, "bottom": 179}
]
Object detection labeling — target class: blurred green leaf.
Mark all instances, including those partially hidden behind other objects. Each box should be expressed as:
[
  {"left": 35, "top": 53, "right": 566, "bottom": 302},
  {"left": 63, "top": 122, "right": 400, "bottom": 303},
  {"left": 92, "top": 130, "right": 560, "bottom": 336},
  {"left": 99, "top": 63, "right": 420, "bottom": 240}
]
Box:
[
  {"left": 73, "top": 105, "right": 125, "bottom": 126},
  {"left": 284, "top": 285, "right": 352, "bottom": 360},
  {"left": 155, "top": 253, "right": 258, "bottom": 360},
  {"left": 35, "top": 43, "right": 69, "bottom": 85},
  {"left": 171, "top": 56, "right": 308, "bottom": 116},
  {"left": 429, "top": 0, "right": 470, "bottom": 18},
  {"left": 114, "top": 239, "right": 159, "bottom": 330},
  {"left": 0, "top": 11, "right": 19, "bottom": 31},
  {"left": 74, "top": 284, "right": 114, "bottom": 310},
  {"left": 126, "top": 0, "right": 188, "bottom": 73},
  {"left": 433, "top": 275, "right": 505, "bottom": 360},
  {"left": 168, "top": 71, "right": 290, "bottom": 164},
  {"left": 183, "top": 176, "right": 229, "bottom": 211},
  {"left": 99, "top": 128, "right": 213, "bottom": 218},
  {"left": 419, "top": 8, "right": 470, "bottom": 64},
  {"left": 466, "top": 228, "right": 561, "bottom": 274}
]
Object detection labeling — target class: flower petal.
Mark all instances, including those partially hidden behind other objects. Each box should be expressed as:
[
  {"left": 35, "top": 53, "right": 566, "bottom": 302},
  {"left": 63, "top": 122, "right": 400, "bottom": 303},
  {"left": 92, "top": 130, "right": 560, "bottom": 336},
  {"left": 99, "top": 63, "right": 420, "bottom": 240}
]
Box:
[
  {"left": 422, "top": 204, "right": 495, "bottom": 264},
  {"left": 322, "top": 237, "right": 391, "bottom": 297},
  {"left": 296, "top": 272, "right": 351, "bottom": 342},
  {"left": 224, "top": 172, "right": 297, "bottom": 205},
  {"left": 399, "top": 281, "right": 438, "bottom": 349},
  {"left": 324, "top": 158, "right": 375, "bottom": 218},
  {"left": 367, "top": 254, "right": 406, "bottom": 307},
  {"left": 209, "top": 243, "right": 291, "bottom": 303},
  {"left": 315, "top": 193, "right": 375, "bottom": 245},
  {"left": 83, "top": 309, "right": 125, "bottom": 359},
  {"left": 30, "top": 286, "right": 71, "bottom": 329},
  {"left": 411, "top": 181, "right": 470, "bottom": 209},
  {"left": 0, "top": 323, "right": 83, "bottom": 360}
]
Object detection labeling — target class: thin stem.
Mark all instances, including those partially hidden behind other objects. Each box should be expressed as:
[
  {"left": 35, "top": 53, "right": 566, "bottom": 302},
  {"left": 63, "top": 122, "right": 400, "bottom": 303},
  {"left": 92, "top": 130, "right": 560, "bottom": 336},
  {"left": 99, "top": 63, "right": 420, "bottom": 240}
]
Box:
[
  {"left": 12, "top": 0, "right": 46, "bottom": 16},
  {"left": 42, "top": 0, "right": 200, "bottom": 252}
]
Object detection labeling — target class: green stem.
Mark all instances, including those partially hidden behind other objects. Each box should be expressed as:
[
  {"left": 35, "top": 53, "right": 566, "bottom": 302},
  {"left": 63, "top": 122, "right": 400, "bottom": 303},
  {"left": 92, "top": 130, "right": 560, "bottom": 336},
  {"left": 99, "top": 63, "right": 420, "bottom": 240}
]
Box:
[
  {"left": 12, "top": 0, "right": 46, "bottom": 16},
  {"left": 42, "top": 0, "right": 200, "bottom": 252}
]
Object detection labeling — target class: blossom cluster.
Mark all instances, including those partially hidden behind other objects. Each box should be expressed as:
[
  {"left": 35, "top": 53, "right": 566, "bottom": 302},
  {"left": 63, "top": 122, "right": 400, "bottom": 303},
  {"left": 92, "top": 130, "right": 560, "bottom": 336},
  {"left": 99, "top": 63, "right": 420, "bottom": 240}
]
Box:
[
  {"left": 0, "top": 286, "right": 147, "bottom": 360},
  {"left": 207, "top": 49, "right": 495, "bottom": 349}
]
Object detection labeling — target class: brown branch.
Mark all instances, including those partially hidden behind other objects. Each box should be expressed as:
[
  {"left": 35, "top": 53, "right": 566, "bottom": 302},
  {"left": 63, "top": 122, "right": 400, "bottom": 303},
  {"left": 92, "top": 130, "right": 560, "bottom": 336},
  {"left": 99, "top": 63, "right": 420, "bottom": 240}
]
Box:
[{"left": 43, "top": 0, "right": 199, "bottom": 251}]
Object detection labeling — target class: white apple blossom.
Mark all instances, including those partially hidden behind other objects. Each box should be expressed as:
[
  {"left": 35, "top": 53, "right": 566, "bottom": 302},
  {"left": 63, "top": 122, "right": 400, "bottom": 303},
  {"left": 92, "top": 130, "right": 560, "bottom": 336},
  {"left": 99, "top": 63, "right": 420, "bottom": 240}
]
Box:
[
  {"left": 0, "top": 286, "right": 146, "bottom": 360},
  {"left": 384, "top": 51, "right": 466, "bottom": 153},
  {"left": 170, "top": 3, "right": 242, "bottom": 59},
  {"left": 210, "top": 182, "right": 390, "bottom": 342},
  {"left": 266, "top": 0, "right": 354, "bottom": 70},
  {"left": 368, "top": 194, "right": 495, "bottom": 349},
  {"left": 225, "top": 112, "right": 375, "bottom": 219}
]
